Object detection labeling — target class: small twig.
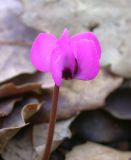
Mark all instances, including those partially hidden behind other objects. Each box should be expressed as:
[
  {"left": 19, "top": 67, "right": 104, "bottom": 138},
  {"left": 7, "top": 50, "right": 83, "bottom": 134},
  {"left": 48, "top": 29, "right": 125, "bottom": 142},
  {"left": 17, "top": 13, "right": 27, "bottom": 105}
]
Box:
[{"left": 42, "top": 85, "right": 59, "bottom": 160}]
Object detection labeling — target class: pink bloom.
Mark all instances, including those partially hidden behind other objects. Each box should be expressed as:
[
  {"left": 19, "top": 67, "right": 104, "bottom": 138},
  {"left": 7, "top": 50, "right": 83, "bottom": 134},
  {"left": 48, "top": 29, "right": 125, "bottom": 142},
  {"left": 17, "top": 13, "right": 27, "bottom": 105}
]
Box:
[{"left": 30, "top": 29, "right": 101, "bottom": 86}]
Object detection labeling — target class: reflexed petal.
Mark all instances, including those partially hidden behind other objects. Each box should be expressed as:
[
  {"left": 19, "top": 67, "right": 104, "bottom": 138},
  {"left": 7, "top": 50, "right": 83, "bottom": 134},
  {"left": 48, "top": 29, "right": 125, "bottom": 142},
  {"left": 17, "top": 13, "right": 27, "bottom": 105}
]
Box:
[
  {"left": 58, "top": 28, "right": 69, "bottom": 44},
  {"left": 30, "top": 33, "right": 57, "bottom": 72},
  {"left": 75, "top": 39, "right": 100, "bottom": 80},
  {"left": 50, "top": 45, "right": 75, "bottom": 86},
  {"left": 71, "top": 32, "right": 101, "bottom": 58}
]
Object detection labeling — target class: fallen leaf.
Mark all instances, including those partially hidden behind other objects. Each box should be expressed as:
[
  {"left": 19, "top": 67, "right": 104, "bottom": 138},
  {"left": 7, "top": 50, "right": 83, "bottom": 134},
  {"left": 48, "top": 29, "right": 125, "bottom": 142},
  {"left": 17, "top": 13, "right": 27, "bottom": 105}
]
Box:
[
  {"left": 32, "top": 118, "right": 74, "bottom": 160},
  {"left": 0, "top": 98, "right": 21, "bottom": 117},
  {"left": 35, "top": 70, "right": 123, "bottom": 121},
  {"left": 0, "top": 97, "right": 40, "bottom": 153},
  {"left": 0, "top": 83, "right": 41, "bottom": 99},
  {"left": 8, "top": 72, "right": 54, "bottom": 89},
  {"left": 21, "top": 0, "right": 127, "bottom": 36},
  {"left": 61, "top": 70, "right": 123, "bottom": 112},
  {"left": 66, "top": 142, "right": 131, "bottom": 160},
  {"left": 98, "top": 15, "right": 131, "bottom": 78},
  {"left": 1, "top": 127, "right": 33, "bottom": 160},
  {"left": 0, "top": 0, "right": 39, "bottom": 83}
]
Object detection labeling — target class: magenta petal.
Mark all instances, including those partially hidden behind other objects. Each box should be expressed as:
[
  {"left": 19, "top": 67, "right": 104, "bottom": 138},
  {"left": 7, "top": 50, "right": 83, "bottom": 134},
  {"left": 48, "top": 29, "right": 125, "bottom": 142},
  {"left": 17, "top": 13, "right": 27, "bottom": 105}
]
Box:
[
  {"left": 75, "top": 39, "right": 100, "bottom": 80},
  {"left": 30, "top": 33, "right": 57, "bottom": 72},
  {"left": 71, "top": 32, "right": 101, "bottom": 58},
  {"left": 58, "top": 28, "right": 69, "bottom": 44},
  {"left": 50, "top": 45, "right": 75, "bottom": 86}
]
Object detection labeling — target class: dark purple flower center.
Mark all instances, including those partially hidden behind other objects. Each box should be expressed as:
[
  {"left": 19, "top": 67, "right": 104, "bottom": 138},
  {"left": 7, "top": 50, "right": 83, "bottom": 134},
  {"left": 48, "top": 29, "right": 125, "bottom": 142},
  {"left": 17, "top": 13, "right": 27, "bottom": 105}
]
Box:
[
  {"left": 62, "top": 68, "right": 72, "bottom": 79},
  {"left": 62, "top": 59, "right": 79, "bottom": 80}
]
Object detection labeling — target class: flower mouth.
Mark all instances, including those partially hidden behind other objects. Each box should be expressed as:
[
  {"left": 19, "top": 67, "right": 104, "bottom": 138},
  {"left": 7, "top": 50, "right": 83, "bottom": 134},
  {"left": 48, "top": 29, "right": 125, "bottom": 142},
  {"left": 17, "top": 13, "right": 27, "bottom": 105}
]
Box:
[{"left": 62, "top": 68, "right": 72, "bottom": 79}]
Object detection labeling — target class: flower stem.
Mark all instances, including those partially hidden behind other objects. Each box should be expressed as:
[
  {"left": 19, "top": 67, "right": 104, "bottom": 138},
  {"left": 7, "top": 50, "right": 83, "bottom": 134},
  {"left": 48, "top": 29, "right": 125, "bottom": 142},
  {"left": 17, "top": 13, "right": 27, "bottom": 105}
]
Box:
[{"left": 42, "top": 85, "right": 59, "bottom": 160}]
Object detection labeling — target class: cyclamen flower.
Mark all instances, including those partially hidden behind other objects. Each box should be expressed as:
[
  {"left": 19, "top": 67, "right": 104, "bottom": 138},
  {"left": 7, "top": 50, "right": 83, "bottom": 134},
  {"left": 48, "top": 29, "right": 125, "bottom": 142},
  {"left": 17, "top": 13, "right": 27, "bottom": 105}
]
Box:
[{"left": 31, "top": 29, "right": 101, "bottom": 86}]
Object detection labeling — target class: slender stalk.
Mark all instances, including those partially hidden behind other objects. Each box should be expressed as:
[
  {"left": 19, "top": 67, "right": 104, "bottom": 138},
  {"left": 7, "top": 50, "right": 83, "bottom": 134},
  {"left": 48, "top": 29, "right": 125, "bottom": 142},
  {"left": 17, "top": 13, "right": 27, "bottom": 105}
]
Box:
[{"left": 42, "top": 85, "right": 59, "bottom": 160}]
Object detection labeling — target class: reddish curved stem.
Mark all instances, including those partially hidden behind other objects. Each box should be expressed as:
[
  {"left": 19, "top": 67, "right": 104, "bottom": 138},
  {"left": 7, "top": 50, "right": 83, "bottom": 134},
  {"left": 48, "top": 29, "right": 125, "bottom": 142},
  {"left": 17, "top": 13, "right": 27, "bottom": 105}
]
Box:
[{"left": 42, "top": 85, "right": 59, "bottom": 160}]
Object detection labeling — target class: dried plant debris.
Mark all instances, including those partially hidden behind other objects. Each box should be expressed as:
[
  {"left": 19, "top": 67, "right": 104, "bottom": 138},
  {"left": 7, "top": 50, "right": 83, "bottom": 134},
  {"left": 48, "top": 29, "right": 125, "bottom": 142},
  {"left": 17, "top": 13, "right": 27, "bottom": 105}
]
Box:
[
  {"left": 32, "top": 118, "right": 74, "bottom": 160},
  {"left": 2, "top": 118, "right": 75, "bottom": 160},
  {"left": 8, "top": 72, "right": 54, "bottom": 88},
  {"left": 0, "top": 0, "right": 40, "bottom": 83},
  {"left": 0, "top": 72, "right": 54, "bottom": 99},
  {"left": 0, "top": 2, "right": 129, "bottom": 160},
  {"left": 105, "top": 88, "right": 131, "bottom": 120},
  {"left": 37, "top": 70, "right": 123, "bottom": 121},
  {"left": 66, "top": 142, "right": 131, "bottom": 160},
  {"left": 50, "top": 135, "right": 86, "bottom": 160},
  {"left": 0, "top": 83, "right": 41, "bottom": 99},
  {"left": 0, "top": 98, "right": 21, "bottom": 117},
  {"left": 70, "top": 110, "right": 131, "bottom": 144},
  {"left": 1, "top": 127, "right": 33, "bottom": 160},
  {"left": 0, "top": 97, "right": 40, "bottom": 153}
]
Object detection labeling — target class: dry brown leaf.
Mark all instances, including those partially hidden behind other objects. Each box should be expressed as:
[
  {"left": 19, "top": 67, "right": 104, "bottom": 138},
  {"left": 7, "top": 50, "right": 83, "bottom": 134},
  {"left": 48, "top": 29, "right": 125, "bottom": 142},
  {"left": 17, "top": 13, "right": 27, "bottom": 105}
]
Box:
[
  {"left": 32, "top": 118, "right": 74, "bottom": 160},
  {"left": 1, "top": 127, "right": 33, "bottom": 160},
  {"left": 9, "top": 72, "right": 54, "bottom": 88},
  {"left": 61, "top": 70, "right": 123, "bottom": 111},
  {"left": 0, "top": 97, "right": 41, "bottom": 153},
  {"left": 66, "top": 142, "right": 131, "bottom": 160},
  {"left": 0, "top": 72, "right": 54, "bottom": 99},
  {"left": 36, "top": 70, "right": 123, "bottom": 121},
  {"left": 0, "top": 83, "right": 41, "bottom": 99},
  {"left": 0, "top": 98, "right": 21, "bottom": 117},
  {"left": 58, "top": 70, "right": 122, "bottom": 117},
  {"left": 0, "top": 0, "right": 39, "bottom": 83}
]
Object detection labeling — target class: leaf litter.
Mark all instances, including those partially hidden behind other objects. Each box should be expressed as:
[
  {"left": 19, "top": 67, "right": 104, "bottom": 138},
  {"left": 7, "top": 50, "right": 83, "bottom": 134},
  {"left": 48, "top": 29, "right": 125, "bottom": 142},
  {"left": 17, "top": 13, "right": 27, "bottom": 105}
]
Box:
[{"left": 0, "top": 0, "right": 131, "bottom": 160}]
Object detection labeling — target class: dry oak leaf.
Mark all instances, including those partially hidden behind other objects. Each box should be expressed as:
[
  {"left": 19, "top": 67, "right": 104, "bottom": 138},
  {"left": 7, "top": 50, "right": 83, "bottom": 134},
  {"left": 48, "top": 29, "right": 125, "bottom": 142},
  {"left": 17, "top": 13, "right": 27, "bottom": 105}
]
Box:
[
  {"left": 0, "top": 97, "right": 41, "bottom": 153},
  {"left": 38, "top": 69, "right": 123, "bottom": 121},
  {"left": 0, "top": 0, "right": 39, "bottom": 83},
  {"left": 66, "top": 142, "right": 131, "bottom": 160}
]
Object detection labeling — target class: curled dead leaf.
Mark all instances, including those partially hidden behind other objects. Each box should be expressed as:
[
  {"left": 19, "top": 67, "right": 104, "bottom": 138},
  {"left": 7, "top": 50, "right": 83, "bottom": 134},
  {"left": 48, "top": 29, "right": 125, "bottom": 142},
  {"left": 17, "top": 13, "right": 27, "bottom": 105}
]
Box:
[
  {"left": 9, "top": 72, "right": 54, "bottom": 89},
  {"left": 0, "top": 97, "right": 41, "bottom": 153},
  {"left": 0, "top": 83, "right": 41, "bottom": 99},
  {"left": 66, "top": 142, "right": 131, "bottom": 160},
  {"left": 0, "top": 98, "right": 21, "bottom": 117}
]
